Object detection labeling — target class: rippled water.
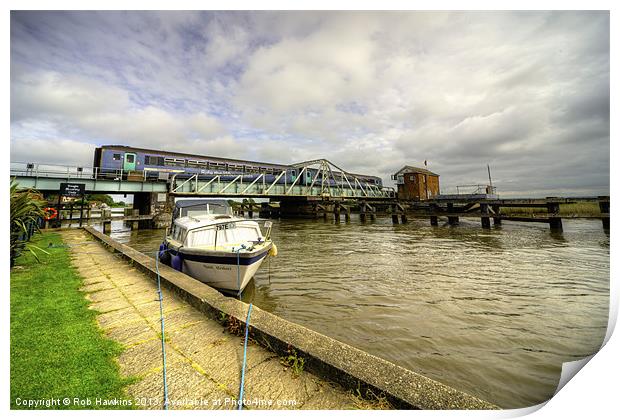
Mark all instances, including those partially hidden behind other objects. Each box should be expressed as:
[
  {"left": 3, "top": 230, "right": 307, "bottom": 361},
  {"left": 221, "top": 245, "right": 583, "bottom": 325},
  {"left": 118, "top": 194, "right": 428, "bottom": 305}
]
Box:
[{"left": 100, "top": 216, "right": 609, "bottom": 408}]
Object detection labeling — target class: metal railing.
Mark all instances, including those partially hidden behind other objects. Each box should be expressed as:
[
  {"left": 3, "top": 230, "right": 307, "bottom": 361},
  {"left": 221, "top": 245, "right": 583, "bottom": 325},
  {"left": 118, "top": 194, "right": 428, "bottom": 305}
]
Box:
[
  {"left": 10, "top": 161, "right": 149, "bottom": 182},
  {"left": 455, "top": 184, "right": 497, "bottom": 195},
  {"left": 11, "top": 160, "right": 395, "bottom": 199},
  {"left": 170, "top": 159, "right": 395, "bottom": 198}
]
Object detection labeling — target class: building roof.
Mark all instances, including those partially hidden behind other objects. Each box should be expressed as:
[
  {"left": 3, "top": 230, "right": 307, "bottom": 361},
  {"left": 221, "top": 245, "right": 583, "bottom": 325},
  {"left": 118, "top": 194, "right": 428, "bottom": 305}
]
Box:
[{"left": 393, "top": 165, "right": 439, "bottom": 177}]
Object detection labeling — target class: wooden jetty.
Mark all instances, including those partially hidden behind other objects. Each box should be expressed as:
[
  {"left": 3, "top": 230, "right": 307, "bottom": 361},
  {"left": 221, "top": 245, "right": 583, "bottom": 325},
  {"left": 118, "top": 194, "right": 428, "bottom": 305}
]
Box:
[{"left": 403, "top": 195, "right": 610, "bottom": 232}]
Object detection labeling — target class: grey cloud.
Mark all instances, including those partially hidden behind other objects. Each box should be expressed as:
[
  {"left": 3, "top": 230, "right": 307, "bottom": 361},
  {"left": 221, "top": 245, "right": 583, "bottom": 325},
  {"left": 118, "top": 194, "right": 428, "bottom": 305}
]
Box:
[{"left": 10, "top": 11, "right": 609, "bottom": 196}]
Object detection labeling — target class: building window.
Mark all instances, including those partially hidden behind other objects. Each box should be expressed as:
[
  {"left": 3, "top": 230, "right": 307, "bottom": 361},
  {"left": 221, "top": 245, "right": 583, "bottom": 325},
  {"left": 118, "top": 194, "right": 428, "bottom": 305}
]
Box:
[
  {"left": 410, "top": 175, "right": 415, "bottom": 181},
  {"left": 113, "top": 153, "right": 121, "bottom": 161}
]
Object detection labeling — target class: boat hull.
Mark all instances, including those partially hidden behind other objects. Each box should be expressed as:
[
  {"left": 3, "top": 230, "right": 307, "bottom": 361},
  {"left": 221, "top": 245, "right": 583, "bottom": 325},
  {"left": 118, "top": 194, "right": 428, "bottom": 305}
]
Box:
[{"left": 165, "top": 244, "right": 271, "bottom": 294}]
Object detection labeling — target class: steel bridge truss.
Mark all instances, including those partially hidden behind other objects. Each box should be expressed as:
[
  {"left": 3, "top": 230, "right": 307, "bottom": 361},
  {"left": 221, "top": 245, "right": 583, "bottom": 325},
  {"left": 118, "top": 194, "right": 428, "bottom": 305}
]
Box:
[{"left": 170, "top": 159, "right": 394, "bottom": 198}]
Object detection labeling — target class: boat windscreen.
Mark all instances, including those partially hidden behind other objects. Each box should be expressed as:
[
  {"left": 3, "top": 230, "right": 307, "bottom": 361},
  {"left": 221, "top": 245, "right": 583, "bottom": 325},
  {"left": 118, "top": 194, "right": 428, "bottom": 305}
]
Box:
[{"left": 174, "top": 200, "right": 231, "bottom": 219}]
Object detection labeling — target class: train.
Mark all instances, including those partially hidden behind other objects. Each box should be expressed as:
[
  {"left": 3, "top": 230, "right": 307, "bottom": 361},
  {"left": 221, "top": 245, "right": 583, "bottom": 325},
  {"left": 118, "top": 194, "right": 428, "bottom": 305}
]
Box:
[{"left": 93, "top": 145, "right": 383, "bottom": 188}]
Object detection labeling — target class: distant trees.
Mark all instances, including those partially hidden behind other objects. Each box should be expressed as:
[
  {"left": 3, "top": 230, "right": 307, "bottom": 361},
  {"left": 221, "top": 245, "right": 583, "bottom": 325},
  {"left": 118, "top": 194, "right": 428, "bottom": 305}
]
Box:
[{"left": 85, "top": 194, "right": 115, "bottom": 206}]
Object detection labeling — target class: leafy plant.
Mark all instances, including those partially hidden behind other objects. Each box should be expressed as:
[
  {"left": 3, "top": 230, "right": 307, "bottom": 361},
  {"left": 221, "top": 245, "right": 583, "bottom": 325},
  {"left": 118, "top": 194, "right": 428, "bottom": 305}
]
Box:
[
  {"left": 280, "top": 347, "right": 305, "bottom": 377},
  {"left": 10, "top": 180, "right": 49, "bottom": 266}
]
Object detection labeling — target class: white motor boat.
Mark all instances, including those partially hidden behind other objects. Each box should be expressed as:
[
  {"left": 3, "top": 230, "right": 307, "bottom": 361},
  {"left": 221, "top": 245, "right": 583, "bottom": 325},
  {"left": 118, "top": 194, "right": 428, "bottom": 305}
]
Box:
[{"left": 159, "top": 199, "right": 275, "bottom": 294}]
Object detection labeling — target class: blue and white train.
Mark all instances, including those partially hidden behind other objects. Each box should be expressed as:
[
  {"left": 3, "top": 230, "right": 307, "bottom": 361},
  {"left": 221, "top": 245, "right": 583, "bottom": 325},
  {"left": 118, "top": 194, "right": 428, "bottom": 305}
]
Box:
[{"left": 93, "top": 145, "right": 383, "bottom": 188}]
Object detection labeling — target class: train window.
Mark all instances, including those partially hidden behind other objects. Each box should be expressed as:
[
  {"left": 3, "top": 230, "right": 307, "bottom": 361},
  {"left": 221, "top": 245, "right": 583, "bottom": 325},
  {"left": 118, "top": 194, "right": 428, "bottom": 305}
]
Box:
[
  {"left": 113, "top": 153, "right": 121, "bottom": 161},
  {"left": 187, "top": 160, "right": 204, "bottom": 168},
  {"left": 291, "top": 170, "right": 296, "bottom": 176},
  {"left": 145, "top": 156, "right": 165, "bottom": 166},
  {"left": 126, "top": 154, "right": 135, "bottom": 163},
  {"left": 164, "top": 158, "right": 185, "bottom": 167}
]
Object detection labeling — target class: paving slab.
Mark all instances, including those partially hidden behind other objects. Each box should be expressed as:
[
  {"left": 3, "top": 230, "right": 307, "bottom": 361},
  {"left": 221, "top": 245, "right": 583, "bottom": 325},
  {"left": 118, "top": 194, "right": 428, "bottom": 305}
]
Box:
[{"left": 60, "top": 230, "right": 362, "bottom": 410}]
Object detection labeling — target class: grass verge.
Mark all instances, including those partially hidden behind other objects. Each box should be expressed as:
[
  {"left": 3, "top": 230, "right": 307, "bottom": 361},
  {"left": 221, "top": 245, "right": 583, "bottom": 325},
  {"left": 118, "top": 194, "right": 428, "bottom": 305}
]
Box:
[
  {"left": 501, "top": 202, "right": 601, "bottom": 217},
  {"left": 10, "top": 232, "right": 134, "bottom": 409}
]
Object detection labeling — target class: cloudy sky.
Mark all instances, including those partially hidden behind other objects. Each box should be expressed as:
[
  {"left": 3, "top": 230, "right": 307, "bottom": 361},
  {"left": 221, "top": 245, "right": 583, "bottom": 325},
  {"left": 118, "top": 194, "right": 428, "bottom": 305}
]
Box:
[{"left": 10, "top": 11, "right": 609, "bottom": 196}]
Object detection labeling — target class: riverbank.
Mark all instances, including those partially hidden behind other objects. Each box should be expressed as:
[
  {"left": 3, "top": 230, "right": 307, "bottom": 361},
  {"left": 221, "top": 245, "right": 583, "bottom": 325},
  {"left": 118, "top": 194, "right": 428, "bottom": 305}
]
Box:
[
  {"left": 82, "top": 226, "right": 497, "bottom": 409},
  {"left": 501, "top": 202, "right": 601, "bottom": 216},
  {"left": 57, "top": 229, "right": 388, "bottom": 410},
  {"left": 10, "top": 233, "right": 133, "bottom": 409}
]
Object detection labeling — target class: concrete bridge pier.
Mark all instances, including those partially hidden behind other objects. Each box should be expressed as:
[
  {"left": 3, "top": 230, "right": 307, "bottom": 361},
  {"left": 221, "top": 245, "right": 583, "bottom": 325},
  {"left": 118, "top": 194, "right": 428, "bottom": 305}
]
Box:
[{"left": 133, "top": 192, "right": 174, "bottom": 229}]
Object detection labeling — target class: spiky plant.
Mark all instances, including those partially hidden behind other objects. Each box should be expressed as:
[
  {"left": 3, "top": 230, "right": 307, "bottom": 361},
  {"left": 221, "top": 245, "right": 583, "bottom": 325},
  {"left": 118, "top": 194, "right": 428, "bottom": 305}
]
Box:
[{"left": 10, "top": 179, "right": 49, "bottom": 266}]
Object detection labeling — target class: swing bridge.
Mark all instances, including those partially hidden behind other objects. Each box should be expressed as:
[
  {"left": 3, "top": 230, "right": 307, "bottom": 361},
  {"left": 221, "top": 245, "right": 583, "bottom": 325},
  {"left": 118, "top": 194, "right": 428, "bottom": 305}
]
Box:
[{"left": 169, "top": 159, "right": 394, "bottom": 199}]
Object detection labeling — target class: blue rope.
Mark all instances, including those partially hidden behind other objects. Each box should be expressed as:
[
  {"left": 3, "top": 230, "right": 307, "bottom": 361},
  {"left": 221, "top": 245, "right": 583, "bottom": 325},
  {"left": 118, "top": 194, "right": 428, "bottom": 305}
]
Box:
[
  {"left": 238, "top": 303, "right": 253, "bottom": 410},
  {"left": 155, "top": 251, "right": 169, "bottom": 410},
  {"left": 235, "top": 244, "right": 246, "bottom": 298}
]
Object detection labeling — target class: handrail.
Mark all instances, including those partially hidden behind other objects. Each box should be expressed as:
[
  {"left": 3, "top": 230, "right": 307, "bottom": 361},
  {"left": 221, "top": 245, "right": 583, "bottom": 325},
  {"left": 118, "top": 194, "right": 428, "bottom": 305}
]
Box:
[{"left": 12, "top": 161, "right": 392, "bottom": 198}]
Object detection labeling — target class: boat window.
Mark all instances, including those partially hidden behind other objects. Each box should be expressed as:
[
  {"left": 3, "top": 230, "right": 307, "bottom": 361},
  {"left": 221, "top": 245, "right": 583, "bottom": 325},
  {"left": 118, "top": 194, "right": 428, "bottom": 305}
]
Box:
[{"left": 174, "top": 226, "right": 186, "bottom": 242}]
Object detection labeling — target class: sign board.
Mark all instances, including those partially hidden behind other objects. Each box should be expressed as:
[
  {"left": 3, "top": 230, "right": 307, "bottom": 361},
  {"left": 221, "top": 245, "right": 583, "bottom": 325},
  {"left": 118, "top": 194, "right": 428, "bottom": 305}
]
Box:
[{"left": 60, "top": 182, "right": 85, "bottom": 197}]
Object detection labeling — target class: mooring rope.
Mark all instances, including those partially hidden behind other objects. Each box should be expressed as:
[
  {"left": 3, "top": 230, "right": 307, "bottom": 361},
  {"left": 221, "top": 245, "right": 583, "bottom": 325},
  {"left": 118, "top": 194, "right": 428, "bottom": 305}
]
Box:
[
  {"left": 155, "top": 249, "right": 170, "bottom": 410},
  {"left": 238, "top": 303, "right": 253, "bottom": 410}
]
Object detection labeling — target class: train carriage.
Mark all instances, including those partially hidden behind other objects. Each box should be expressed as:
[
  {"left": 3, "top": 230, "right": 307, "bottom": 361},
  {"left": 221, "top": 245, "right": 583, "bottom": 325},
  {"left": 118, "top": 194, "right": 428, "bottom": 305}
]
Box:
[{"left": 93, "top": 145, "right": 383, "bottom": 189}]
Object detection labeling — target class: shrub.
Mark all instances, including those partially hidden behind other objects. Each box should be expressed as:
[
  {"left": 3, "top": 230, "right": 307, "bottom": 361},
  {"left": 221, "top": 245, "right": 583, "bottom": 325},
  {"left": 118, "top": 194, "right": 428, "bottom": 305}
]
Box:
[{"left": 10, "top": 180, "right": 48, "bottom": 266}]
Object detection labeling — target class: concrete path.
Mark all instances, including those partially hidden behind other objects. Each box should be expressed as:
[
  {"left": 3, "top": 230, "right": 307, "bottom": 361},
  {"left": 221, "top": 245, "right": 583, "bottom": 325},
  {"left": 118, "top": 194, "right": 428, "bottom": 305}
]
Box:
[{"left": 60, "top": 230, "right": 364, "bottom": 410}]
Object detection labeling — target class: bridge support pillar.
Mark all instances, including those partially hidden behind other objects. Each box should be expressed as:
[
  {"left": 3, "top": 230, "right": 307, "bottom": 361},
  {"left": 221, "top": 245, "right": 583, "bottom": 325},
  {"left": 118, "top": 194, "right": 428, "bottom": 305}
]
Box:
[
  {"left": 133, "top": 192, "right": 174, "bottom": 229},
  {"left": 280, "top": 198, "right": 331, "bottom": 218}
]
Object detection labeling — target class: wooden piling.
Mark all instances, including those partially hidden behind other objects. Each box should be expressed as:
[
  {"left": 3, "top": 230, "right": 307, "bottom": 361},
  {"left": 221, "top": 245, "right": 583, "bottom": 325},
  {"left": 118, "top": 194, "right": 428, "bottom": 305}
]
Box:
[
  {"left": 480, "top": 203, "right": 491, "bottom": 229},
  {"left": 447, "top": 203, "right": 459, "bottom": 225},
  {"left": 546, "top": 198, "right": 563, "bottom": 231},
  {"left": 599, "top": 196, "right": 610, "bottom": 230},
  {"left": 492, "top": 204, "right": 501, "bottom": 226},
  {"left": 391, "top": 204, "right": 399, "bottom": 224},
  {"left": 334, "top": 205, "right": 341, "bottom": 223}
]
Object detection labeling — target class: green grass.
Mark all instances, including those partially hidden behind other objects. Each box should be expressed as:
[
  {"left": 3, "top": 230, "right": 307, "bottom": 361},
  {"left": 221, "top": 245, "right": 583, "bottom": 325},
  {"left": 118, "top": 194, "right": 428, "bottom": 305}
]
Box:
[
  {"left": 10, "top": 233, "right": 134, "bottom": 409},
  {"left": 501, "top": 202, "right": 601, "bottom": 217}
]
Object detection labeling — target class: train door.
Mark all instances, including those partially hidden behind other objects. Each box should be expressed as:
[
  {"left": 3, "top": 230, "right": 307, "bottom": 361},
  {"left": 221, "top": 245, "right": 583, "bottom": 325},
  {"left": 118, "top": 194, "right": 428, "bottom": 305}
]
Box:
[{"left": 123, "top": 153, "right": 137, "bottom": 171}]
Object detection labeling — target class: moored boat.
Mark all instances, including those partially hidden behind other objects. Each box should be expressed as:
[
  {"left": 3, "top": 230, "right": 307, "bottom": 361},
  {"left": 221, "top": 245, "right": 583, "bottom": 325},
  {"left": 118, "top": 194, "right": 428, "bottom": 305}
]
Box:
[{"left": 159, "top": 199, "right": 275, "bottom": 294}]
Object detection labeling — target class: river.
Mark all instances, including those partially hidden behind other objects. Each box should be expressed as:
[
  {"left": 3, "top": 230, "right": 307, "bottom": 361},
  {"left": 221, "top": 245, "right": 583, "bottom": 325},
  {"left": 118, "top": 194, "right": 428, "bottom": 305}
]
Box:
[{"left": 93, "top": 215, "right": 609, "bottom": 408}]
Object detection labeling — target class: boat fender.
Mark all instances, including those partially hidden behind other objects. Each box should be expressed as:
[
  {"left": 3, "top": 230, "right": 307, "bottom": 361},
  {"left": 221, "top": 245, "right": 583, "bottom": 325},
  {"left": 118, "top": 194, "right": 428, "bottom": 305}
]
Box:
[
  {"left": 159, "top": 250, "right": 171, "bottom": 266},
  {"left": 171, "top": 254, "right": 183, "bottom": 271},
  {"left": 268, "top": 243, "right": 278, "bottom": 257}
]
